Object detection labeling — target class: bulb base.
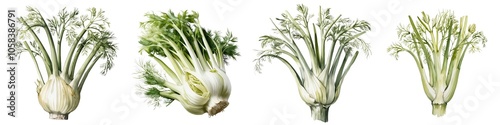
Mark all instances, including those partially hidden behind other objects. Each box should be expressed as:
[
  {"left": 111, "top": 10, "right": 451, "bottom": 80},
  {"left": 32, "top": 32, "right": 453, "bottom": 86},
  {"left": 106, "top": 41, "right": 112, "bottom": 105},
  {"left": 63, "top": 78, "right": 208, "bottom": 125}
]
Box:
[
  {"left": 207, "top": 100, "right": 229, "bottom": 116},
  {"left": 432, "top": 103, "right": 447, "bottom": 117},
  {"left": 49, "top": 113, "right": 69, "bottom": 120},
  {"left": 310, "top": 104, "right": 330, "bottom": 122}
]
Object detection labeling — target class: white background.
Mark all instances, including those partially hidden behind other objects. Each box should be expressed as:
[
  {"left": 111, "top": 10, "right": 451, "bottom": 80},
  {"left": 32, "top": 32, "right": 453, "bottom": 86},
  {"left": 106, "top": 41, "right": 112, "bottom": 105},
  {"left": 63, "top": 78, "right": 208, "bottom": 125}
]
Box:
[{"left": 1, "top": 0, "right": 500, "bottom": 125}]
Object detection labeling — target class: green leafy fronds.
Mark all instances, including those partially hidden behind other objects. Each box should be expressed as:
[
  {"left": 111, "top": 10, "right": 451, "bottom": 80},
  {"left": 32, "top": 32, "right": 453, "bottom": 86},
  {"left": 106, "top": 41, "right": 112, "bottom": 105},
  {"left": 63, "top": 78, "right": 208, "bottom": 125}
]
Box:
[
  {"left": 139, "top": 10, "right": 239, "bottom": 66},
  {"left": 141, "top": 86, "right": 175, "bottom": 108},
  {"left": 94, "top": 31, "right": 117, "bottom": 75},
  {"left": 138, "top": 61, "right": 168, "bottom": 87},
  {"left": 256, "top": 4, "right": 370, "bottom": 79},
  {"left": 136, "top": 61, "right": 177, "bottom": 108}
]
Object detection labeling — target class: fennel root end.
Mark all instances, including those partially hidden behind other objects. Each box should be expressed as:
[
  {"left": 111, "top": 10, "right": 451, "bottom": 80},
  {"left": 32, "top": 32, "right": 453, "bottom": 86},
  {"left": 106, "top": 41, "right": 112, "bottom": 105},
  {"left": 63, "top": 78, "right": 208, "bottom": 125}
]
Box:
[
  {"left": 432, "top": 103, "right": 447, "bottom": 117},
  {"left": 310, "top": 104, "right": 330, "bottom": 122},
  {"left": 49, "top": 113, "right": 69, "bottom": 120}
]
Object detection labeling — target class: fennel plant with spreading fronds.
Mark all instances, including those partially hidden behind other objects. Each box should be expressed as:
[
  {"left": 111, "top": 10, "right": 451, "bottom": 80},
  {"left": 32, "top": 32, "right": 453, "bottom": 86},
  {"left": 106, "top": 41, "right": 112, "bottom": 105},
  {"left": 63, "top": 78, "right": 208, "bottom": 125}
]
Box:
[
  {"left": 388, "top": 11, "right": 486, "bottom": 116},
  {"left": 17, "top": 7, "right": 117, "bottom": 120}
]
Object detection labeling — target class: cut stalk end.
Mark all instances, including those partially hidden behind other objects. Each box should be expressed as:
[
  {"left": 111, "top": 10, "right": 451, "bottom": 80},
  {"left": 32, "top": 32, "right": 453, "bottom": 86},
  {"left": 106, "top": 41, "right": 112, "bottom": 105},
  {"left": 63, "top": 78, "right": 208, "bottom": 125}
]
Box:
[
  {"left": 432, "top": 103, "right": 447, "bottom": 117},
  {"left": 310, "top": 105, "right": 330, "bottom": 122},
  {"left": 49, "top": 113, "right": 69, "bottom": 120},
  {"left": 207, "top": 100, "right": 229, "bottom": 116}
]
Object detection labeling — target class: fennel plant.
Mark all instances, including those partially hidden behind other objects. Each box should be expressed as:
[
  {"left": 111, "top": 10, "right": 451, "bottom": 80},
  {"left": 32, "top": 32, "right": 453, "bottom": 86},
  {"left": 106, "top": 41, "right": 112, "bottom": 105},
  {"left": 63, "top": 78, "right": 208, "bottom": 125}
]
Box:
[
  {"left": 138, "top": 10, "right": 238, "bottom": 116},
  {"left": 17, "top": 7, "right": 117, "bottom": 120},
  {"left": 255, "top": 4, "right": 371, "bottom": 122},
  {"left": 388, "top": 11, "right": 486, "bottom": 116}
]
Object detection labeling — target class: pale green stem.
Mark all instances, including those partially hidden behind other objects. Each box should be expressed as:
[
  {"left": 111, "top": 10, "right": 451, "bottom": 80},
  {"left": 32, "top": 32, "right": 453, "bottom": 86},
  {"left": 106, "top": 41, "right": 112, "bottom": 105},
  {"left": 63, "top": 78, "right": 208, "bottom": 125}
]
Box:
[
  {"left": 57, "top": 24, "right": 66, "bottom": 71},
  {"left": 62, "top": 20, "right": 93, "bottom": 76},
  {"left": 38, "top": 12, "right": 59, "bottom": 76},
  {"left": 322, "top": 16, "right": 341, "bottom": 68},
  {"left": 23, "top": 41, "right": 45, "bottom": 85},
  {"left": 62, "top": 39, "right": 80, "bottom": 77},
  {"left": 328, "top": 45, "right": 345, "bottom": 77},
  {"left": 69, "top": 42, "right": 86, "bottom": 78},
  {"left": 191, "top": 38, "right": 211, "bottom": 70},
  {"left": 334, "top": 51, "right": 359, "bottom": 98},
  {"left": 19, "top": 17, "right": 53, "bottom": 75},
  {"left": 149, "top": 55, "right": 180, "bottom": 84},
  {"left": 71, "top": 43, "right": 101, "bottom": 89},
  {"left": 171, "top": 23, "right": 203, "bottom": 71},
  {"left": 443, "top": 45, "right": 468, "bottom": 101},
  {"left": 147, "top": 54, "right": 184, "bottom": 94},
  {"left": 259, "top": 54, "right": 301, "bottom": 85},
  {"left": 440, "top": 20, "right": 453, "bottom": 74},
  {"left": 334, "top": 48, "right": 351, "bottom": 87},
  {"left": 318, "top": 8, "right": 325, "bottom": 67},
  {"left": 77, "top": 54, "right": 101, "bottom": 92},
  {"left": 159, "top": 91, "right": 183, "bottom": 101},
  {"left": 155, "top": 44, "right": 184, "bottom": 81},
  {"left": 269, "top": 19, "right": 311, "bottom": 73},
  {"left": 406, "top": 49, "right": 435, "bottom": 100},
  {"left": 158, "top": 34, "right": 194, "bottom": 70},
  {"left": 284, "top": 11, "right": 318, "bottom": 73},
  {"left": 195, "top": 22, "right": 218, "bottom": 68}
]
